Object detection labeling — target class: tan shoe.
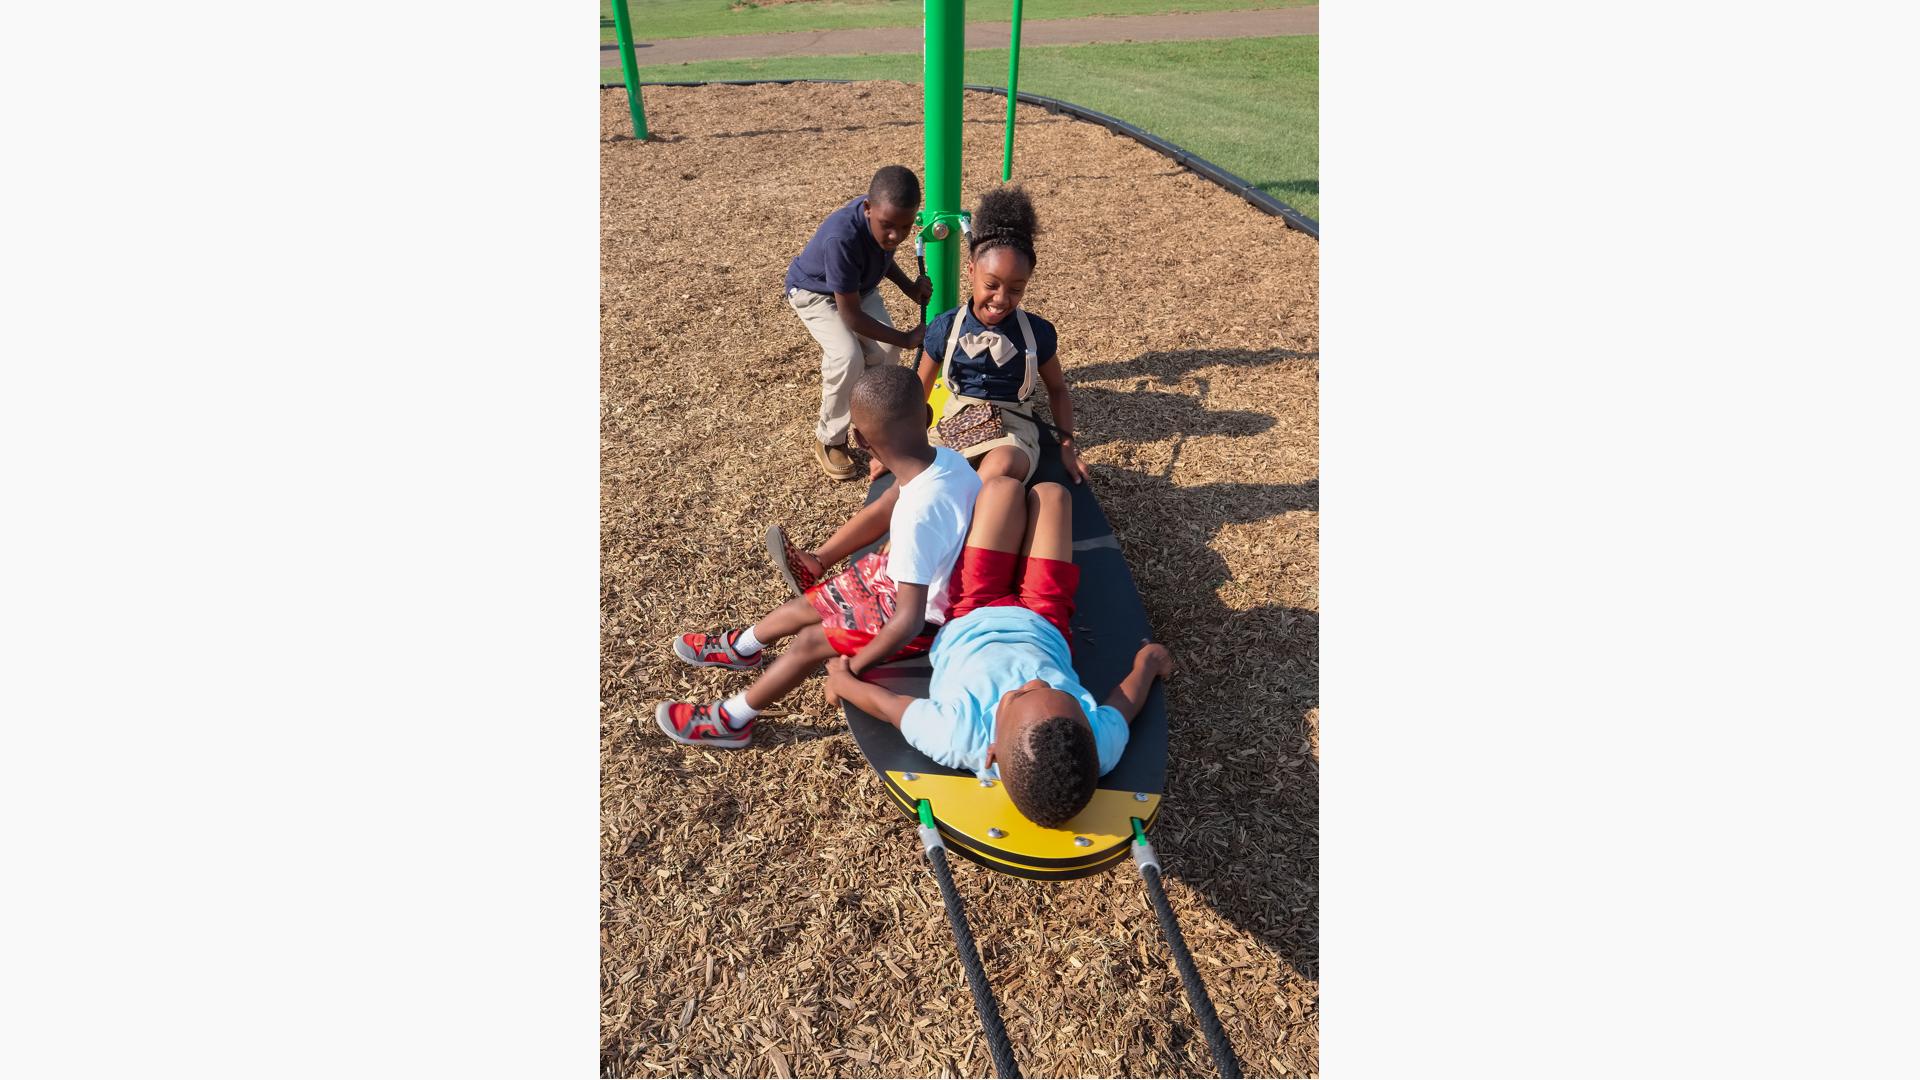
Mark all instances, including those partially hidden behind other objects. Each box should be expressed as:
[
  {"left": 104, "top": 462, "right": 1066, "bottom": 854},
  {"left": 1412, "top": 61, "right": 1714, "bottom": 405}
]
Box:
[{"left": 814, "top": 441, "right": 857, "bottom": 480}]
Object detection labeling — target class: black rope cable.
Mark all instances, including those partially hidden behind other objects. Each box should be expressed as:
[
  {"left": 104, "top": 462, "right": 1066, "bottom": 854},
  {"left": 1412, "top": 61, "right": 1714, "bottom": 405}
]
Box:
[
  {"left": 915, "top": 238, "right": 929, "bottom": 327},
  {"left": 1141, "top": 862, "right": 1242, "bottom": 1078},
  {"left": 926, "top": 843, "right": 1022, "bottom": 1079}
]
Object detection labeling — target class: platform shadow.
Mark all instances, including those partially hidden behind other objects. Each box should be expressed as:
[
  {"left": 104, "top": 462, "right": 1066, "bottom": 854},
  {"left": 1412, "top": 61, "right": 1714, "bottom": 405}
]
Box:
[
  {"left": 1062, "top": 349, "right": 1319, "bottom": 981},
  {"left": 1072, "top": 346, "right": 1318, "bottom": 386},
  {"left": 1090, "top": 461, "right": 1320, "bottom": 984},
  {"left": 1065, "top": 384, "right": 1274, "bottom": 451}
]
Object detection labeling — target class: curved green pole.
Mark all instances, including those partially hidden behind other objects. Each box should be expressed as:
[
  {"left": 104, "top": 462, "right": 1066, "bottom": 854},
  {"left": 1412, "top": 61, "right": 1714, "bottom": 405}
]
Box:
[
  {"left": 610, "top": 0, "right": 649, "bottom": 140},
  {"left": 921, "top": 0, "right": 966, "bottom": 320},
  {"left": 1002, "top": 0, "right": 1024, "bottom": 181}
]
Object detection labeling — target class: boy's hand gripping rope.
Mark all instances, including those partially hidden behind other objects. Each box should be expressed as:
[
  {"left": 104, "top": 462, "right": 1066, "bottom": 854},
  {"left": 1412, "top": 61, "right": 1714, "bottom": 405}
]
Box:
[
  {"left": 1133, "top": 819, "right": 1242, "bottom": 1077},
  {"left": 918, "top": 800, "right": 1022, "bottom": 1078}
]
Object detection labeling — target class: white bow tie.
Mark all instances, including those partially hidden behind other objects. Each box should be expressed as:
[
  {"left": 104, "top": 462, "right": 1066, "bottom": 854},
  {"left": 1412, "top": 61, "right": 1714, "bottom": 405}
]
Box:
[{"left": 957, "top": 330, "right": 1019, "bottom": 366}]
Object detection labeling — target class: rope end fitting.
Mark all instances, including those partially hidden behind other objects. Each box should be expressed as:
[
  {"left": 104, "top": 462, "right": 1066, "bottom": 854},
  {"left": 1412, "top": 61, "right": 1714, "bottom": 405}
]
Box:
[
  {"left": 917, "top": 799, "right": 945, "bottom": 854},
  {"left": 1130, "top": 816, "right": 1161, "bottom": 873}
]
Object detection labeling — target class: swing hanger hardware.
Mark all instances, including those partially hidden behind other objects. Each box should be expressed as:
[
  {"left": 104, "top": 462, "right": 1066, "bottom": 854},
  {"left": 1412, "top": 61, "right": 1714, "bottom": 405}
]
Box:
[{"left": 916, "top": 209, "right": 971, "bottom": 242}]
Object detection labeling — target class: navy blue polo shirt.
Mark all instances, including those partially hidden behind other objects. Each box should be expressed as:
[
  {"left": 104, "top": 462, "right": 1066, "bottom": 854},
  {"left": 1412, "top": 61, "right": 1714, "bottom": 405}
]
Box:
[
  {"left": 784, "top": 196, "right": 891, "bottom": 296},
  {"left": 922, "top": 302, "right": 1060, "bottom": 401}
]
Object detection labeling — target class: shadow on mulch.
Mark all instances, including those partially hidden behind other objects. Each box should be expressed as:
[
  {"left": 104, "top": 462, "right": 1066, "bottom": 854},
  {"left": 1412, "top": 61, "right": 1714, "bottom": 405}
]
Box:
[
  {"left": 1071, "top": 385, "right": 1275, "bottom": 449},
  {"left": 1068, "top": 347, "right": 1319, "bottom": 982},
  {"left": 1097, "top": 461, "right": 1319, "bottom": 981},
  {"left": 1074, "top": 346, "right": 1319, "bottom": 386}
]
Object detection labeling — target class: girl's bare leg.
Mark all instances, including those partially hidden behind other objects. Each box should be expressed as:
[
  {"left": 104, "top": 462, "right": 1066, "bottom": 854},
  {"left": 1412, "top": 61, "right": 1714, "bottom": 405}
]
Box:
[
  {"left": 1018, "top": 482, "right": 1074, "bottom": 565},
  {"left": 963, "top": 475, "right": 1031, "bottom": 554},
  {"left": 974, "top": 444, "right": 1031, "bottom": 482}
]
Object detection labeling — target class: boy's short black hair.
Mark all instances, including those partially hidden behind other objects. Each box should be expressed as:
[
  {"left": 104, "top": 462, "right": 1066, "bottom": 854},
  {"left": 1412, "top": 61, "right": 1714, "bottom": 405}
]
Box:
[
  {"left": 850, "top": 364, "right": 926, "bottom": 433},
  {"left": 1003, "top": 714, "right": 1098, "bottom": 828},
  {"left": 869, "top": 165, "right": 922, "bottom": 210}
]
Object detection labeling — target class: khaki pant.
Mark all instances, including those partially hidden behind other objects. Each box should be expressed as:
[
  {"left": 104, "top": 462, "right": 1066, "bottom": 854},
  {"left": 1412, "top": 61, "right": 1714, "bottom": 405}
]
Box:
[{"left": 788, "top": 286, "right": 901, "bottom": 447}]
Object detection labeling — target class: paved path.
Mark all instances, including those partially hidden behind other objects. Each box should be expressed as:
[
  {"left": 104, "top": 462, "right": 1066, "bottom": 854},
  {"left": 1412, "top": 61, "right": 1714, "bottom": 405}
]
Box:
[{"left": 601, "top": 6, "right": 1316, "bottom": 69}]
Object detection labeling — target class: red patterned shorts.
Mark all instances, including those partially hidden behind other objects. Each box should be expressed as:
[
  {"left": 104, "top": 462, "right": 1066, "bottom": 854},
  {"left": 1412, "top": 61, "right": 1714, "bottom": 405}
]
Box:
[{"left": 806, "top": 550, "right": 936, "bottom": 660}]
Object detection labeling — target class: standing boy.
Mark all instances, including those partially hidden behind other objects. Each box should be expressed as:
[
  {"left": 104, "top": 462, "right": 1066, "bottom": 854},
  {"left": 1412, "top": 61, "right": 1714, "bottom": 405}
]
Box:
[{"left": 786, "top": 165, "right": 932, "bottom": 480}]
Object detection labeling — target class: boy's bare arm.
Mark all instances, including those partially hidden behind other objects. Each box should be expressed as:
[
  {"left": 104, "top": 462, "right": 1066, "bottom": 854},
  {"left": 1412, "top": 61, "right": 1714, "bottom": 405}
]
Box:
[
  {"left": 885, "top": 258, "right": 933, "bottom": 306},
  {"left": 1102, "top": 643, "right": 1176, "bottom": 724},
  {"left": 814, "top": 485, "right": 901, "bottom": 568},
  {"left": 833, "top": 290, "right": 927, "bottom": 350},
  {"left": 825, "top": 657, "right": 916, "bottom": 727},
  {"left": 846, "top": 582, "right": 928, "bottom": 677}
]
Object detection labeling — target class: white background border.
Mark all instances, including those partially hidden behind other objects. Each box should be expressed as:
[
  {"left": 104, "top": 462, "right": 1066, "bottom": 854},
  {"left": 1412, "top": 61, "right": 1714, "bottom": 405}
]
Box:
[{"left": 5, "top": 1, "right": 1916, "bottom": 1075}]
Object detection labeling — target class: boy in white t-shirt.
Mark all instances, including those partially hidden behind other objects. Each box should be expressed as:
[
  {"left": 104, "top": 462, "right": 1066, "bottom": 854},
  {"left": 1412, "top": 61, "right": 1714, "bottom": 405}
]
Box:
[{"left": 655, "top": 366, "right": 983, "bottom": 749}]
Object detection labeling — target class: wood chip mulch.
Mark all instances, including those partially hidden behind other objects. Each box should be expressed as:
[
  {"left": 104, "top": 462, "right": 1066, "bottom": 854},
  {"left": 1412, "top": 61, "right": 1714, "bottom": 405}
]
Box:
[{"left": 602, "top": 82, "right": 1318, "bottom": 1078}]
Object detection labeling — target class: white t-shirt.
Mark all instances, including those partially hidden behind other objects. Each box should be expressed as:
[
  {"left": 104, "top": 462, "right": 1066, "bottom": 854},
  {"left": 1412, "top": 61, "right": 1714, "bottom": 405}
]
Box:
[{"left": 886, "top": 447, "right": 983, "bottom": 626}]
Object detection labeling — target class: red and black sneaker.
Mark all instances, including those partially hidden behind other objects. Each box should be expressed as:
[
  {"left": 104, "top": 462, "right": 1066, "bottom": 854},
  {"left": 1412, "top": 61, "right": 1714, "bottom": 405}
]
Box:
[
  {"left": 671, "top": 628, "right": 764, "bottom": 671},
  {"left": 766, "top": 524, "right": 821, "bottom": 598},
  {"left": 654, "top": 700, "right": 753, "bottom": 748}
]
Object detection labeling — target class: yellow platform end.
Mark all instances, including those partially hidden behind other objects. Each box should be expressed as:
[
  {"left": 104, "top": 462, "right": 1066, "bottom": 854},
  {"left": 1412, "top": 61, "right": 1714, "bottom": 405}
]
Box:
[{"left": 889, "top": 771, "right": 1159, "bottom": 872}]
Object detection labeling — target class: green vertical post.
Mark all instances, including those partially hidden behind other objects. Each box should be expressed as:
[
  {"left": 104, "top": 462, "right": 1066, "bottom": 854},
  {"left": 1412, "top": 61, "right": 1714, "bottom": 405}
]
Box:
[
  {"left": 1001, "top": 0, "right": 1024, "bottom": 181},
  {"left": 922, "top": 0, "right": 966, "bottom": 319},
  {"left": 610, "top": 0, "right": 649, "bottom": 140}
]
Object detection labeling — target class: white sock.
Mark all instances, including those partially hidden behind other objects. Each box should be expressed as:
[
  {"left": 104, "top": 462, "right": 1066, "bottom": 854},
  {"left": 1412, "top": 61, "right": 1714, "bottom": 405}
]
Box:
[
  {"left": 722, "top": 693, "right": 761, "bottom": 729},
  {"left": 732, "top": 626, "right": 765, "bottom": 656}
]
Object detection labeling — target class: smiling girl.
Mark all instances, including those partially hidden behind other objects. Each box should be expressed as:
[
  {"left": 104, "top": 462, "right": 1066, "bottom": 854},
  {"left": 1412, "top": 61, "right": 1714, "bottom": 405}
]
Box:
[{"left": 917, "top": 186, "right": 1086, "bottom": 485}]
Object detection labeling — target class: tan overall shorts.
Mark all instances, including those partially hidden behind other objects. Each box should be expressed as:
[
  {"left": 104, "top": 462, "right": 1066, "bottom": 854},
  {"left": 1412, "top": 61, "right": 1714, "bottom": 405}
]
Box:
[{"left": 930, "top": 307, "right": 1044, "bottom": 483}]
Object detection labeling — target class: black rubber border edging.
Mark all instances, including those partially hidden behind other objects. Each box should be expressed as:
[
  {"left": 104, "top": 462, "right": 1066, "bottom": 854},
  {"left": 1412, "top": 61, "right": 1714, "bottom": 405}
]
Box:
[{"left": 602, "top": 79, "right": 1319, "bottom": 239}]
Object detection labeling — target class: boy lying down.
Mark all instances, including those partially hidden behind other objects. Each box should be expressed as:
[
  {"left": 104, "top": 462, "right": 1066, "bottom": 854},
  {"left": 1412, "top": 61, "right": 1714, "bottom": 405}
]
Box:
[{"left": 826, "top": 475, "right": 1176, "bottom": 828}]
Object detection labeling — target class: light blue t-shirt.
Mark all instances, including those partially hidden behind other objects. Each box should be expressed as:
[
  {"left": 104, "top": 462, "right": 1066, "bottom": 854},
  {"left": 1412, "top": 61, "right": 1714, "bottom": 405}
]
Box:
[{"left": 898, "top": 606, "right": 1129, "bottom": 779}]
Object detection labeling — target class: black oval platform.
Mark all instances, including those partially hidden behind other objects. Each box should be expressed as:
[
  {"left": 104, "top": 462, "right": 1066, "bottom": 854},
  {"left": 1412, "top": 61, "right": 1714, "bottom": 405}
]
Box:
[{"left": 841, "top": 440, "right": 1169, "bottom": 879}]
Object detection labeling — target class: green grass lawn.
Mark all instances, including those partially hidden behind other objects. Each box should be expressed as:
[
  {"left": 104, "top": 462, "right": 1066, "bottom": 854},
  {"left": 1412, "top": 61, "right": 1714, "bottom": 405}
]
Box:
[
  {"left": 604, "top": 35, "right": 1318, "bottom": 220},
  {"left": 601, "top": 0, "right": 1314, "bottom": 43}
]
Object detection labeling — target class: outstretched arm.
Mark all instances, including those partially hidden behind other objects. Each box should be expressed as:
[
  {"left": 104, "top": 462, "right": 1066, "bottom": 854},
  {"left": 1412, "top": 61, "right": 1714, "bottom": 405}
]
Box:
[
  {"left": 813, "top": 484, "right": 901, "bottom": 569},
  {"left": 846, "top": 582, "right": 928, "bottom": 678},
  {"left": 1038, "top": 358, "right": 1087, "bottom": 484},
  {"left": 825, "top": 656, "right": 916, "bottom": 727},
  {"left": 834, "top": 289, "right": 926, "bottom": 351},
  {"left": 1102, "top": 642, "right": 1176, "bottom": 724}
]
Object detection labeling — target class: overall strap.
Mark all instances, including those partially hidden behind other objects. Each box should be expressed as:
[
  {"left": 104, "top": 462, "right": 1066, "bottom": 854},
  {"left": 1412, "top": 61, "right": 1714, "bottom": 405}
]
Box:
[
  {"left": 1014, "top": 308, "right": 1038, "bottom": 401},
  {"left": 939, "top": 304, "right": 968, "bottom": 393}
]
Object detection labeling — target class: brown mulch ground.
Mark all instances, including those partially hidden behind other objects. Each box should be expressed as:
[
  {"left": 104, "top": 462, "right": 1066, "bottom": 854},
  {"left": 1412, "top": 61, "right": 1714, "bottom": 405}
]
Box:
[{"left": 602, "top": 83, "right": 1318, "bottom": 1078}]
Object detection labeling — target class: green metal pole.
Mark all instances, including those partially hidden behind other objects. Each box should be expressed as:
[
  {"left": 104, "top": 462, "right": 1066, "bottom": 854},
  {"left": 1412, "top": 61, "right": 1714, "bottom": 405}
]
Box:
[
  {"left": 1001, "top": 0, "right": 1024, "bottom": 181},
  {"left": 922, "top": 0, "right": 966, "bottom": 320},
  {"left": 610, "top": 0, "right": 649, "bottom": 140}
]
